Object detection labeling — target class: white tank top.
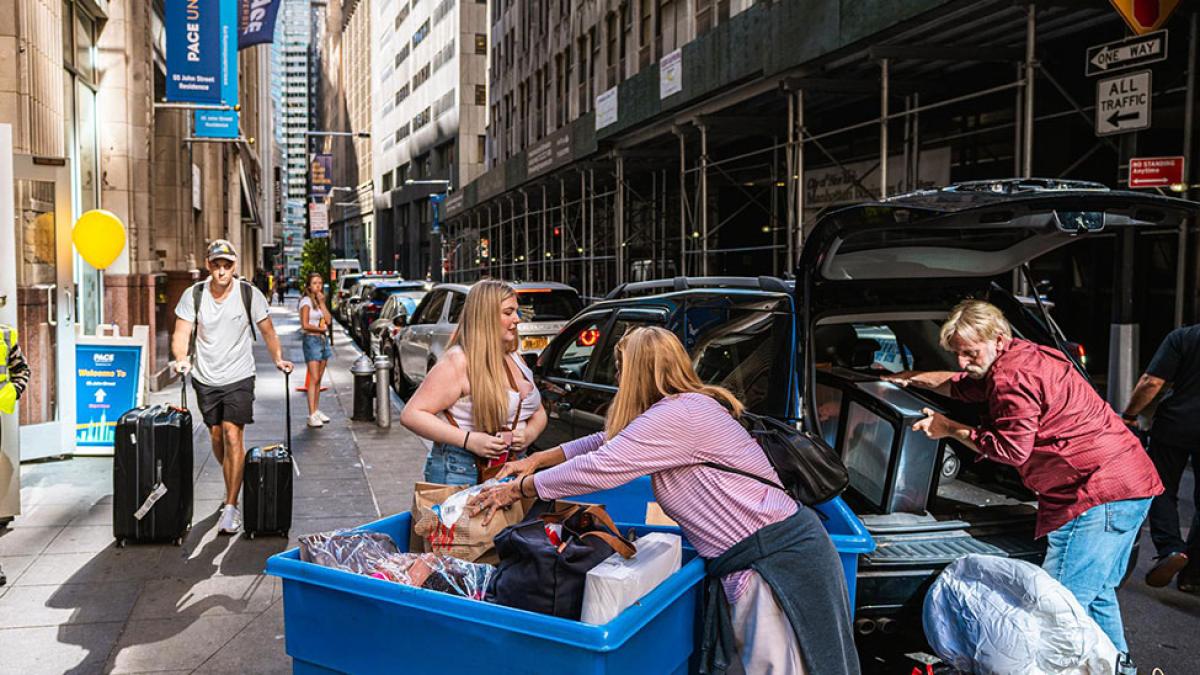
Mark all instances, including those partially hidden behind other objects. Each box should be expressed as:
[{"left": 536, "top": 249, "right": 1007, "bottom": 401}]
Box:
[
  {"left": 298, "top": 296, "right": 324, "bottom": 329},
  {"left": 445, "top": 349, "right": 541, "bottom": 432}
]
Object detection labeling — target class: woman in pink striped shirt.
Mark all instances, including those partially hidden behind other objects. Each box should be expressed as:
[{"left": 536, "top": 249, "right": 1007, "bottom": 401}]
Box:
[{"left": 472, "top": 326, "right": 858, "bottom": 674}]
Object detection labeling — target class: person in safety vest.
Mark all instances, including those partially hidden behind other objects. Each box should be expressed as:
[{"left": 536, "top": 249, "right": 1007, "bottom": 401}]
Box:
[
  {"left": 0, "top": 324, "right": 30, "bottom": 416},
  {"left": 0, "top": 324, "right": 30, "bottom": 587}
]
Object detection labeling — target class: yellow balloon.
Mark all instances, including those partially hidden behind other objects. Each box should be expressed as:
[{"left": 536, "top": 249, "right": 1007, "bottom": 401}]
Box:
[{"left": 72, "top": 209, "right": 126, "bottom": 270}]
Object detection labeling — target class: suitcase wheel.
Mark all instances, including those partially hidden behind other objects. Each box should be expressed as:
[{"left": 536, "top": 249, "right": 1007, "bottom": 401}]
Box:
[
  {"left": 246, "top": 531, "right": 255, "bottom": 540},
  {"left": 115, "top": 538, "right": 126, "bottom": 549},
  {"left": 173, "top": 537, "right": 184, "bottom": 547}
]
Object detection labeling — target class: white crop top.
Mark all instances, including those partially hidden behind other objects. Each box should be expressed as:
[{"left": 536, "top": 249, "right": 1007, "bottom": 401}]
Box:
[{"left": 445, "top": 349, "right": 542, "bottom": 432}]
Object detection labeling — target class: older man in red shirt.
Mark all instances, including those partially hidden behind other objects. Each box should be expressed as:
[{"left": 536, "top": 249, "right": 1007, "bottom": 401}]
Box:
[{"left": 889, "top": 300, "right": 1162, "bottom": 665}]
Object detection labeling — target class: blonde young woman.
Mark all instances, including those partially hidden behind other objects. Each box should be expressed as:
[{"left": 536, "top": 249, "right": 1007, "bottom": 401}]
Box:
[
  {"left": 298, "top": 272, "right": 333, "bottom": 428},
  {"left": 400, "top": 280, "right": 548, "bottom": 485},
  {"left": 472, "top": 327, "right": 859, "bottom": 675}
]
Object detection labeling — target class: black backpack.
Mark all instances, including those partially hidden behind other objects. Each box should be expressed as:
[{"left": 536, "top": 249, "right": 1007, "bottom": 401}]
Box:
[
  {"left": 186, "top": 280, "right": 258, "bottom": 360},
  {"left": 705, "top": 411, "right": 849, "bottom": 506}
]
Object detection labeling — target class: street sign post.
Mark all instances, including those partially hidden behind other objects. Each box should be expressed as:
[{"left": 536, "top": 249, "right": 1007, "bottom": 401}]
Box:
[
  {"left": 1086, "top": 31, "right": 1167, "bottom": 77},
  {"left": 1129, "top": 156, "right": 1185, "bottom": 189},
  {"left": 1095, "top": 71, "right": 1151, "bottom": 136}
]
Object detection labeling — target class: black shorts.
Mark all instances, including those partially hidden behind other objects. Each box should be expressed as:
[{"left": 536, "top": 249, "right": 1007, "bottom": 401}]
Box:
[{"left": 193, "top": 376, "right": 255, "bottom": 428}]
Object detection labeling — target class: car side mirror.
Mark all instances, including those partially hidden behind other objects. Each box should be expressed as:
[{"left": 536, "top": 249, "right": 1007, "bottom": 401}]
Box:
[{"left": 393, "top": 315, "right": 407, "bottom": 327}]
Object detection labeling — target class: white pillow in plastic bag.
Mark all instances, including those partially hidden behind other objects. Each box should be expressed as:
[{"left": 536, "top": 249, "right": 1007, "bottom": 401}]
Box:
[{"left": 922, "top": 554, "right": 1119, "bottom": 675}]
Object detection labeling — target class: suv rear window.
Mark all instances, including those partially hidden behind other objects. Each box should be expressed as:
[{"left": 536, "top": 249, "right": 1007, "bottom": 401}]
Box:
[{"left": 517, "top": 290, "right": 582, "bottom": 322}]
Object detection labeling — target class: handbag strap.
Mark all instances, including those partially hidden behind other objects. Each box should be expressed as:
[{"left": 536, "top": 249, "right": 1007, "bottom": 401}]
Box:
[
  {"left": 580, "top": 530, "right": 636, "bottom": 559},
  {"left": 701, "top": 461, "right": 787, "bottom": 493}
]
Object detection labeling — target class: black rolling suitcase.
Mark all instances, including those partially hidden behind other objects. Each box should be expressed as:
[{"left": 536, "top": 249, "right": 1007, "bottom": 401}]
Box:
[
  {"left": 242, "top": 370, "right": 294, "bottom": 539},
  {"left": 113, "top": 379, "right": 194, "bottom": 546}
]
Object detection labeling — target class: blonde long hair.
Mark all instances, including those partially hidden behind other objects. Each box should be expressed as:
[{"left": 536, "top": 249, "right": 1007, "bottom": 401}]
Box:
[
  {"left": 605, "top": 326, "right": 743, "bottom": 439},
  {"left": 447, "top": 280, "right": 518, "bottom": 432}
]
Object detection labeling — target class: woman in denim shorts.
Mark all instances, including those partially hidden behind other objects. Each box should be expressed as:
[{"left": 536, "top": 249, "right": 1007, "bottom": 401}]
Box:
[
  {"left": 299, "top": 273, "right": 334, "bottom": 428},
  {"left": 399, "top": 280, "right": 548, "bottom": 485}
]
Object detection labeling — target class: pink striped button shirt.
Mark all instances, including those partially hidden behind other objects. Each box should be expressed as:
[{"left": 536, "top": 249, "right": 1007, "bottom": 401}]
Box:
[{"left": 533, "top": 392, "right": 798, "bottom": 601}]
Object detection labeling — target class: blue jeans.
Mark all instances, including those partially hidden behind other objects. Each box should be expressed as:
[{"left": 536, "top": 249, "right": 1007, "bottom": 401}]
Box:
[
  {"left": 1042, "top": 497, "right": 1151, "bottom": 654},
  {"left": 302, "top": 334, "right": 332, "bottom": 362},
  {"left": 423, "top": 442, "right": 479, "bottom": 486}
]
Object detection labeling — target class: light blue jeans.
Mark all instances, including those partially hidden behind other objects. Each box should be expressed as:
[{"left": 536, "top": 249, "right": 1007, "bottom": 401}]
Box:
[
  {"left": 423, "top": 442, "right": 479, "bottom": 486},
  {"left": 1042, "top": 497, "right": 1151, "bottom": 654}
]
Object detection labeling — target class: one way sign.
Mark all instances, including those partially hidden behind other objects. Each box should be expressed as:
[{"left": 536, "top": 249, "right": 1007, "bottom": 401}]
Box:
[
  {"left": 1086, "top": 31, "right": 1167, "bottom": 77},
  {"left": 1096, "top": 71, "right": 1151, "bottom": 137}
]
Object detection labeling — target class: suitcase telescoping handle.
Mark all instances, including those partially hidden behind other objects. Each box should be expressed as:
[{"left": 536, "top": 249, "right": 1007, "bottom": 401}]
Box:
[
  {"left": 284, "top": 368, "right": 291, "bottom": 453},
  {"left": 180, "top": 372, "right": 188, "bottom": 409}
]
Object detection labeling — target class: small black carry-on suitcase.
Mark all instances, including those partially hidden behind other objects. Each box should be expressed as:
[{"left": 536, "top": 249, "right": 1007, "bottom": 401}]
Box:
[
  {"left": 113, "top": 379, "right": 194, "bottom": 547},
  {"left": 242, "top": 370, "right": 294, "bottom": 539}
]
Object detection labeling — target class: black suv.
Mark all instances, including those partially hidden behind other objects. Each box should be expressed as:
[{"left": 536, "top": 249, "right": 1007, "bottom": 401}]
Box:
[{"left": 532, "top": 180, "right": 1198, "bottom": 634}]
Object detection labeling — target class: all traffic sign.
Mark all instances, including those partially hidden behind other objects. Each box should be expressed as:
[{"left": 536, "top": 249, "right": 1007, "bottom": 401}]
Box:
[
  {"left": 1129, "top": 156, "right": 1185, "bottom": 189},
  {"left": 1095, "top": 71, "right": 1151, "bottom": 136},
  {"left": 1086, "top": 31, "right": 1167, "bottom": 77}
]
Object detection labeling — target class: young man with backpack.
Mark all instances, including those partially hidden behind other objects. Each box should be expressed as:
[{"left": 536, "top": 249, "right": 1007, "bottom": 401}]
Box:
[{"left": 170, "top": 240, "right": 293, "bottom": 534}]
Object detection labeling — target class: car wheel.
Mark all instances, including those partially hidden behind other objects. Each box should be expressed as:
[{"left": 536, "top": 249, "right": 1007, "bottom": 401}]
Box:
[{"left": 391, "top": 345, "right": 414, "bottom": 398}]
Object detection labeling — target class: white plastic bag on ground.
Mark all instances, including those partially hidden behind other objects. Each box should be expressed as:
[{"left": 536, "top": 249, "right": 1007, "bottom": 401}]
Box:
[{"left": 922, "top": 553, "right": 1119, "bottom": 675}]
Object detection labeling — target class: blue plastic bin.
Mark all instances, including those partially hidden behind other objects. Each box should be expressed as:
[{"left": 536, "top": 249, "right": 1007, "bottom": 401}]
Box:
[
  {"left": 576, "top": 476, "right": 875, "bottom": 610},
  {"left": 267, "top": 512, "right": 705, "bottom": 675}
]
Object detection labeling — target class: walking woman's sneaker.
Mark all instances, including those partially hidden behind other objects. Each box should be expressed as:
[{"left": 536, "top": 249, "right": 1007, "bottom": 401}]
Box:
[
  {"left": 316, "top": 410, "right": 331, "bottom": 423},
  {"left": 307, "top": 413, "right": 324, "bottom": 428},
  {"left": 1145, "top": 551, "right": 1189, "bottom": 587},
  {"left": 217, "top": 505, "right": 242, "bottom": 535}
]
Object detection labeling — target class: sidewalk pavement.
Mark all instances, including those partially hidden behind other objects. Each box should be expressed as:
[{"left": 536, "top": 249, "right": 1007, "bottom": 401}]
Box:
[{"left": 0, "top": 295, "right": 429, "bottom": 674}]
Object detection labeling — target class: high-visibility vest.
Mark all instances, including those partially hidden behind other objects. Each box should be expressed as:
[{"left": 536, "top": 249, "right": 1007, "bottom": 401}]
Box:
[{"left": 0, "top": 325, "right": 16, "bottom": 414}]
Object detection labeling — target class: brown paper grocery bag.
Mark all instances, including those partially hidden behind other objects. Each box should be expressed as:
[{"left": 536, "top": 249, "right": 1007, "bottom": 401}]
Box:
[{"left": 410, "top": 482, "right": 530, "bottom": 564}]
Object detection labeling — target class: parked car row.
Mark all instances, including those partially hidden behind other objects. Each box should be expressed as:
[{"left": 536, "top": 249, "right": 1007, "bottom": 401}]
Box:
[{"left": 371, "top": 180, "right": 1196, "bottom": 636}]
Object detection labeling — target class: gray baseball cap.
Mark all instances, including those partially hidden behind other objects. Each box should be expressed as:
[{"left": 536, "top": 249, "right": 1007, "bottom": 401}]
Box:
[{"left": 206, "top": 239, "right": 238, "bottom": 262}]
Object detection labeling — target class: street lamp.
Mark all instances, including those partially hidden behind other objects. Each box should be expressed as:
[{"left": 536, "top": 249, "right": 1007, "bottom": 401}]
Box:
[{"left": 405, "top": 179, "right": 453, "bottom": 282}]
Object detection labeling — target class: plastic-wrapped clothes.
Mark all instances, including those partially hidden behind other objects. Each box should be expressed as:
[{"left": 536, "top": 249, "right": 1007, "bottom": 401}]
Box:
[
  {"left": 922, "top": 554, "right": 1119, "bottom": 675},
  {"left": 369, "top": 552, "right": 496, "bottom": 600},
  {"left": 298, "top": 530, "right": 399, "bottom": 575}
]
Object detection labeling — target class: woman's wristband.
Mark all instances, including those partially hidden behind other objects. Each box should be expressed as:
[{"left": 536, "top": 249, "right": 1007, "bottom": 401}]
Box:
[{"left": 463, "top": 431, "right": 471, "bottom": 449}]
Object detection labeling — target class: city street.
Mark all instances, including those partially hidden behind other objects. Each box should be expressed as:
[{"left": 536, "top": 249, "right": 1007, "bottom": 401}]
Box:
[{"left": 3, "top": 0, "right": 1200, "bottom": 673}]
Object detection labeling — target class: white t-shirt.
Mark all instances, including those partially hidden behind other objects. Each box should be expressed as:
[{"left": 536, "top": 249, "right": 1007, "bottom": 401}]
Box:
[
  {"left": 298, "top": 296, "right": 324, "bottom": 330},
  {"left": 175, "top": 280, "right": 271, "bottom": 386}
]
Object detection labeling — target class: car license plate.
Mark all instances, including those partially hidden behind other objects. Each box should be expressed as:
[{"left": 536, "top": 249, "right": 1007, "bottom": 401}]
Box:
[{"left": 521, "top": 335, "right": 549, "bottom": 352}]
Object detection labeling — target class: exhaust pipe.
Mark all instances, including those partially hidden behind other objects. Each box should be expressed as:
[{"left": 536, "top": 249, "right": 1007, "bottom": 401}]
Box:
[
  {"left": 855, "top": 617, "right": 877, "bottom": 635},
  {"left": 878, "top": 617, "right": 898, "bottom": 635}
]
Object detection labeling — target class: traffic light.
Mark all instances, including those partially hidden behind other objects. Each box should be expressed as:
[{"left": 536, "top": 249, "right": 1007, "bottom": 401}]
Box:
[{"left": 553, "top": 226, "right": 561, "bottom": 236}]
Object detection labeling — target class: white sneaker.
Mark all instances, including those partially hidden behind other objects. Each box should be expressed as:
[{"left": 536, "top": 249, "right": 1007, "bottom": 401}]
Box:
[
  {"left": 316, "top": 411, "right": 331, "bottom": 423},
  {"left": 217, "top": 505, "right": 242, "bottom": 535},
  {"left": 307, "top": 413, "right": 324, "bottom": 428}
]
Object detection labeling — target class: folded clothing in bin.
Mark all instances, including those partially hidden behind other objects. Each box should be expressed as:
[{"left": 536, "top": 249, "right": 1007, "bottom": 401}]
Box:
[
  {"left": 369, "top": 553, "right": 495, "bottom": 601},
  {"left": 581, "top": 532, "right": 682, "bottom": 625},
  {"left": 299, "top": 530, "right": 399, "bottom": 574}
]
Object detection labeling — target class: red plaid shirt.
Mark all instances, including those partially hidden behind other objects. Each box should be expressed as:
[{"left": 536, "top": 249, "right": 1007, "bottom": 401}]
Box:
[{"left": 951, "top": 338, "right": 1163, "bottom": 538}]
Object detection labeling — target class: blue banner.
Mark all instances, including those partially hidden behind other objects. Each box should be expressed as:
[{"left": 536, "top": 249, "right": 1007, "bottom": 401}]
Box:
[
  {"left": 310, "top": 154, "right": 334, "bottom": 197},
  {"left": 166, "top": 0, "right": 224, "bottom": 104},
  {"left": 194, "top": 109, "right": 240, "bottom": 138},
  {"left": 76, "top": 344, "right": 142, "bottom": 448},
  {"left": 239, "top": 0, "right": 282, "bottom": 50}
]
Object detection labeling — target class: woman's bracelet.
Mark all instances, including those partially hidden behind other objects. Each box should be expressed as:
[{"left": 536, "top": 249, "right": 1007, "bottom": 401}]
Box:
[
  {"left": 519, "top": 475, "right": 531, "bottom": 498},
  {"left": 463, "top": 431, "right": 471, "bottom": 449}
]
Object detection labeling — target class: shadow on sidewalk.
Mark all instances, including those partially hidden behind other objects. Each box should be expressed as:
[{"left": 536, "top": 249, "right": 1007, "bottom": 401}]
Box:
[{"left": 46, "top": 507, "right": 288, "bottom": 673}]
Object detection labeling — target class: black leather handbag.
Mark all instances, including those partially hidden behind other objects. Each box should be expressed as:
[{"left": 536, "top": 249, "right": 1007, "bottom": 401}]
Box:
[
  {"left": 488, "top": 502, "right": 635, "bottom": 619},
  {"left": 705, "top": 411, "right": 849, "bottom": 506}
]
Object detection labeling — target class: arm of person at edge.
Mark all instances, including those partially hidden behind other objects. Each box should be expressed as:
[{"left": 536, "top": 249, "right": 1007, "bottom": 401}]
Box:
[
  {"left": 912, "top": 374, "right": 1043, "bottom": 466},
  {"left": 882, "top": 370, "right": 962, "bottom": 398},
  {"left": 398, "top": 349, "right": 509, "bottom": 459},
  {"left": 471, "top": 399, "right": 696, "bottom": 524},
  {"left": 256, "top": 316, "right": 294, "bottom": 373},
  {"left": 170, "top": 317, "right": 193, "bottom": 375},
  {"left": 1122, "top": 373, "right": 1167, "bottom": 428},
  {"left": 492, "top": 428, "right": 604, "bottom": 481}
]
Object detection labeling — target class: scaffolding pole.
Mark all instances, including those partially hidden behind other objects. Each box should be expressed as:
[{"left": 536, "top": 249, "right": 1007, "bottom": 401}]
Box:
[
  {"left": 1179, "top": 10, "right": 1197, "bottom": 327},
  {"left": 795, "top": 90, "right": 805, "bottom": 266},
  {"left": 523, "top": 189, "right": 531, "bottom": 281},
  {"left": 589, "top": 169, "right": 597, "bottom": 298},
  {"left": 1023, "top": 3, "right": 1036, "bottom": 178},
  {"left": 616, "top": 155, "right": 625, "bottom": 285},
  {"left": 676, "top": 127, "right": 688, "bottom": 276},
  {"left": 542, "top": 185, "right": 549, "bottom": 281},
  {"left": 699, "top": 123, "right": 710, "bottom": 275},
  {"left": 560, "top": 177, "right": 567, "bottom": 281},
  {"left": 880, "top": 58, "right": 889, "bottom": 199}
]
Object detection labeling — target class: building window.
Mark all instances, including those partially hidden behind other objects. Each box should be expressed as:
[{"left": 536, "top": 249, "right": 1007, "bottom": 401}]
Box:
[
  {"left": 477, "top": 135, "right": 486, "bottom": 163},
  {"left": 395, "top": 43, "right": 410, "bottom": 67},
  {"left": 474, "top": 33, "right": 487, "bottom": 55},
  {"left": 396, "top": 122, "right": 411, "bottom": 141},
  {"left": 475, "top": 84, "right": 487, "bottom": 106},
  {"left": 395, "top": 2, "right": 410, "bottom": 28},
  {"left": 413, "top": 107, "right": 431, "bottom": 130},
  {"left": 382, "top": 170, "right": 394, "bottom": 191},
  {"left": 412, "top": 63, "right": 431, "bottom": 90},
  {"left": 412, "top": 19, "right": 431, "bottom": 48}
]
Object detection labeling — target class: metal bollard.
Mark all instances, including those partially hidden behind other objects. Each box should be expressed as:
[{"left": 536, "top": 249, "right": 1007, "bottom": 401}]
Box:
[
  {"left": 350, "top": 355, "right": 375, "bottom": 422},
  {"left": 374, "top": 353, "right": 392, "bottom": 428}
]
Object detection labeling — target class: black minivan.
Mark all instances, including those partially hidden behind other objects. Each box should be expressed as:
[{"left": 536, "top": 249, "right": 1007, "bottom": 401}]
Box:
[{"left": 532, "top": 179, "right": 1198, "bottom": 634}]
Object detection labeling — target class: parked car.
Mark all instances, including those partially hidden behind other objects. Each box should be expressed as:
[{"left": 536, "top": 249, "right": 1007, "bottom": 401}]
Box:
[
  {"left": 364, "top": 282, "right": 429, "bottom": 355},
  {"left": 349, "top": 280, "right": 413, "bottom": 345},
  {"left": 528, "top": 180, "right": 1197, "bottom": 635},
  {"left": 394, "top": 281, "right": 583, "bottom": 395},
  {"left": 336, "top": 271, "right": 401, "bottom": 324},
  {"left": 331, "top": 272, "right": 363, "bottom": 323}
]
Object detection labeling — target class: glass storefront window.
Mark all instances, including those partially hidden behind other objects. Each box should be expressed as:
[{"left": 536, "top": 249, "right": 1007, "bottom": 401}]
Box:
[
  {"left": 62, "top": 0, "right": 74, "bottom": 69},
  {"left": 74, "top": 9, "right": 95, "bottom": 83},
  {"left": 64, "top": 0, "right": 102, "bottom": 333}
]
